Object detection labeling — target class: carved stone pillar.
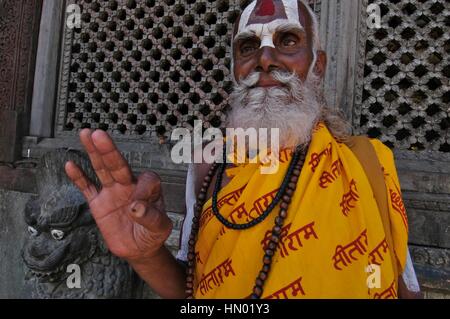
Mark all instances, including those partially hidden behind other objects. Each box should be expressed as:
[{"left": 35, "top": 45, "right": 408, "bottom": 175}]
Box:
[{"left": 318, "top": 0, "right": 367, "bottom": 122}]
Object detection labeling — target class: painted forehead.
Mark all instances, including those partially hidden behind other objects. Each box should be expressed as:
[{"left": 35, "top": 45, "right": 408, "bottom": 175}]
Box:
[{"left": 237, "top": 0, "right": 302, "bottom": 34}]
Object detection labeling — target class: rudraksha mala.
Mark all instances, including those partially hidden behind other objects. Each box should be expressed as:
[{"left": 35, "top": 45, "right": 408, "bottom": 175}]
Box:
[{"left": 185, "top": 145, "right": 308, "bottom": 299}]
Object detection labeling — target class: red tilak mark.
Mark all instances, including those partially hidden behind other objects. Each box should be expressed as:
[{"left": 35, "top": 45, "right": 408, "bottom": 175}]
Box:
[{"left": 255, "top": 0, "right": 276, "bottom": 16}]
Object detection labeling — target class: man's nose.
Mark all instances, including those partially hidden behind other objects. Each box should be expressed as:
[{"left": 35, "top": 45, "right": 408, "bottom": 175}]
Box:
[{"left": 255, "top": 46, "right": 280, "bottom": 73}]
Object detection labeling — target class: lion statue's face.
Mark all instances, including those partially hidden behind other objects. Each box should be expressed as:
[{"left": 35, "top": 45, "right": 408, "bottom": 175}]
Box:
[{"left": 22, "top": 185, "right": 97, "bottom": 283}]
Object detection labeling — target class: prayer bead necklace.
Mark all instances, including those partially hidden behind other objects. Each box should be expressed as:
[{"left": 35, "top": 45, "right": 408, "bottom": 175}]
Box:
[{"left": 185, "top": 145, "right": 308, "bottom": 299}]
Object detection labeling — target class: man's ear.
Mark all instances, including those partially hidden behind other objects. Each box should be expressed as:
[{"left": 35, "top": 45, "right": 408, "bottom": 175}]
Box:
[{"left": 313, "top": 50, "right": 327, "bottom": 79}]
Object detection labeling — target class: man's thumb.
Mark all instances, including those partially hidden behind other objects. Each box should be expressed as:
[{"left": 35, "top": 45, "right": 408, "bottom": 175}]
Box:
[{"left": 128, "top": 200, "right": 172, "bottom": 234}]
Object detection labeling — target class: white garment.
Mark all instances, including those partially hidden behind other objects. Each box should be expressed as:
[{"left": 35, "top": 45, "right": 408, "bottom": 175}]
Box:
[{"left": 177, "top": 165, "right": 421, "bottom": 293}]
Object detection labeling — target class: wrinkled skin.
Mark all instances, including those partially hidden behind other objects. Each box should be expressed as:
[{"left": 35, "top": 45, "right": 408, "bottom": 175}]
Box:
[
  {"left": 233, "top": 0, "right": 327, "bottom": 85},
  {"left": 65, "top": 130, "right": 173, "bottom": 263}
]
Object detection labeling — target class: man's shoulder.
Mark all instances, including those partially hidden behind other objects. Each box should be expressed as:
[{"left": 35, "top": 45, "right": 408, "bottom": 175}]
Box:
[
  {"left": 366, "top": 137, "right": 395, "bottom": 161},
  {"left": 343, "top": 135, "right": 396, "bottom": 170}
]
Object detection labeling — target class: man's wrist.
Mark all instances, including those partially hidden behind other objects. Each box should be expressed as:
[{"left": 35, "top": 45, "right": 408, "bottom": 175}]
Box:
[{"left": 125, "top": 245, "right": 167, "bottom": 267}]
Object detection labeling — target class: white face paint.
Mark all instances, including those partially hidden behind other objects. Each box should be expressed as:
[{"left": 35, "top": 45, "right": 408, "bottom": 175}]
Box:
[{"left": 236, "top": 0, "right": 304, "bottom": 49}]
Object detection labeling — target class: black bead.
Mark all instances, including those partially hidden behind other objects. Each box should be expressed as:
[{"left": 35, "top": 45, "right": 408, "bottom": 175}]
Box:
[
  {"left": 253, "top": 286, "right": 263, "bottom": 296},
  {"left": 255, "top": 278, "right": 264, "bottom": 287},
  {"left": 259, "top": 271, "right": 268, "bottom": 281},
  {"left": 271, "top": 235, "right": 280, "bottom": 244},
  {"left": 288, "top": 182, "right": 296, "bottom": 189},
  {"left": 265, "top": 249, "right": 274, "bottom": 256},
  {"left": 275, "top": 216, "right": 284, "bottom": 226},
  {"left": 273, "top": 226, "right": 282, "bottom": 235}
]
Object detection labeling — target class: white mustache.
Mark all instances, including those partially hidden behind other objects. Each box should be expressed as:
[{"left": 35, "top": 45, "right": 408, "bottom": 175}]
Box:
[
  {"left": 233, "top": 71, "right": 305, "bottom": 109},
  {"left": 238, "top": 71, "right": 299, "bottom": 88}
]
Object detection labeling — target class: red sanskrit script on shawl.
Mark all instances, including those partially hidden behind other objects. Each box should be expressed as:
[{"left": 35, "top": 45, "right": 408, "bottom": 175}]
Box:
[
  {"left": 198, "top": 258, "right": 236, "bottom": 296},
  {"left": 332, "top": 229, "right": 368, "bottom": 270},
  {"left": 261, "top": 222, "right": 318, "bottom": 258},
  {"left": 217, "top": 189, "right": 279, "bottom": 237},
  {"left": 195, "top": 251, "right": 203, "bottom": 265},
  {"left": 389, "top": 185, "right": 409, "bottom": 231},
  {"left": 278, "top": 149, "right": 293, "bottom": 164},
  {"left": 368, "top": 238, "right": 389, "bottom": 265},
  {"left": 265, "top": 277, "right": 306, "bottom": 299},
  {"left": 374, "top": 280, "right": 397, "bottom": 299},
  {"left": 340, "top": 179, "right": 359, "bottom": 216},
  {"left": 319, "top": 159, "right": 344, "bottom": 188},
  {"left": 200, "top": 186, "right": 246, "bottom": 228},
  {"left": 308, "top": 143, "right": 332, "bottom": 172}
]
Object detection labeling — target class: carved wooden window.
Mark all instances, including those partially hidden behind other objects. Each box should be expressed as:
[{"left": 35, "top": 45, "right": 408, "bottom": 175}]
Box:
[
  {"left": 358, "top": 0, "right": 450, "bottom": 152},
  {"left": 55, "top": 0, "right": 322, "bottom": 142}
]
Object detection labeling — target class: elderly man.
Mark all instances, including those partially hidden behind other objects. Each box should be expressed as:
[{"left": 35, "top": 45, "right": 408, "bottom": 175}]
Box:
[{"left": 65, "top": 0, "right": 421, "bottom": 299}]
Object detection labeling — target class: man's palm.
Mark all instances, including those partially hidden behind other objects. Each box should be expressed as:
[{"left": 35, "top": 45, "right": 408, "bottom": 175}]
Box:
[{"left": 65, "top": 129, "right": 172, "bottom": 261}]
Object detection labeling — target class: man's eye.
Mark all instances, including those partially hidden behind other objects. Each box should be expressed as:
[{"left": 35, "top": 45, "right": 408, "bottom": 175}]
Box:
[
  {"left": 282, "top": 37, "right": 297, "bottom": 47},
  {"left": 240, "top": 42, "right": 259, "bottom": 55},
  {"left": 242, "top": 46, "right": 256, "bottom": 53}
]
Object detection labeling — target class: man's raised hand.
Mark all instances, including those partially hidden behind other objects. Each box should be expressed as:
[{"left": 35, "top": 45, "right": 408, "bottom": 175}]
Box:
[{"left": 65, "top": 129, "right": 173, "bottom": 261}]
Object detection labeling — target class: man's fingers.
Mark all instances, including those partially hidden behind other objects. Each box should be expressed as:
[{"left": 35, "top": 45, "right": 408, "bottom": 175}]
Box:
[
  {"left": 129, "top": 200, "right": 172, "bottom": 234},
  {"left": 130, "top": 171, "right": 162, "bottom": 203},
  {"left": 127, "top": 171, "right": 170, "bottom": 233},
  {"left": 65, "top": 161, "right": 99, "bottom": 202},
  {"left": 79, "top": 129, "right": 115, "bottom": 186},
  {"left": 90, "top": 129, "right": 134, "bottom": 185}
]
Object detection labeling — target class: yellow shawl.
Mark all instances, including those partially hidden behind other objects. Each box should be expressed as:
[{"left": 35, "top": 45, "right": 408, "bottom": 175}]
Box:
[{"left": 194, "top": 123, "right": 408, "bottom": 299}]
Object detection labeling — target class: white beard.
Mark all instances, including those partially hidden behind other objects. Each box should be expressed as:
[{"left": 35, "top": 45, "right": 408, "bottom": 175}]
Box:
[{"left": 226, "top": 71, "right": 323, "bottom": 151}]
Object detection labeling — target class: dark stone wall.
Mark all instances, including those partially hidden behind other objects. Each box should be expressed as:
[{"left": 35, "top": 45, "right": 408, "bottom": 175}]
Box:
[{"left": 0, "top": 190, "right": 34, "bottom": 298}]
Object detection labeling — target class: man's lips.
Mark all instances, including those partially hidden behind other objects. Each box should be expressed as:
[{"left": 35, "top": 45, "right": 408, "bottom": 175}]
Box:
[{"left": 254, "top": 76, "right": 283, "bottom": 88}]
